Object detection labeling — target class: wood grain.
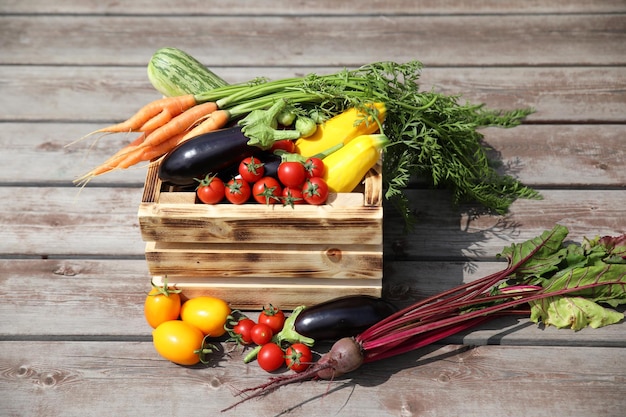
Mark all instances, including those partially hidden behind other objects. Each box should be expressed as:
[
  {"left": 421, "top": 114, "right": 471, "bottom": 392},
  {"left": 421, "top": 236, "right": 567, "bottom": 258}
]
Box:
[
  {"left": 1, "top": 341, "right": 624, "bottom": 417},
  {"left": 2, "top": 15, "right": 625, "bottom": 66},
  {"left": 1, "top": 3, "right": 625, "bottom": 416},
  {"left": 3, "top": 0, "right": 625, "bottom": 15}
]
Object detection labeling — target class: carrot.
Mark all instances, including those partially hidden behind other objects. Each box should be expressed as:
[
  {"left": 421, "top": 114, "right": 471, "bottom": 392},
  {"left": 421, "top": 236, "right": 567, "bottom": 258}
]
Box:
[
  {"left": 138, "top": 108, "right": 173, "bottom": 132},
  {"left": 116, "top": 132, "right": 186, "bottom": 169},
  {"left": 106, "top": 132, "right": 150, "bottom": 159},
  {"left": 93, "top": 94, "right": 197, "bottom": 135},
  {"left": 181, "top": 109, "right": 231, "bottom": 140},
  {"left": 136, "top": 101, "right": 218, "bottom": 148},
  {"left": 114, "top": 110, "right": 229, "bottom": 171},
  {"left": 74, "top": 102, "right": 219, "bottom": 185}
]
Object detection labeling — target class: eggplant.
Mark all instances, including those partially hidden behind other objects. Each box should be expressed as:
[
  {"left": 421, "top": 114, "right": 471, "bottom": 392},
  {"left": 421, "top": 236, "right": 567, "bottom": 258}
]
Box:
[
  {"left": 294, "top": 295, "right": 398, "bottom": 341},
  {"left": 254, "top": 152, "right": 282, "bottom": 179},
  {"left": 158, "top": 125, "right": 257, "bottom": 185}
]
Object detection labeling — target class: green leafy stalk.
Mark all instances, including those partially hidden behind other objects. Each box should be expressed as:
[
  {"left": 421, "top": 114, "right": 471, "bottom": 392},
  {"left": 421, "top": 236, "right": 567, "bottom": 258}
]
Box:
[
  {"left": 190, "top": 61, "right": 539, "bottom": 225},
  {"left": 356, "top": 225, "right": 626, "bottom": 363}
]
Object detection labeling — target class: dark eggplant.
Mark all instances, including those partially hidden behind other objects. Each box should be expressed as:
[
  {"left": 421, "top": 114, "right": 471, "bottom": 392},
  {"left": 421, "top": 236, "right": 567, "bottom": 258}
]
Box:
[
  {"left": 294, "top": 295, "right": 398, "bottom": 341},
  {"left": 158, "top": 125, "right": 257, "bottom": 185},
  {"left": 254, "top": 152, "right": 282, "bottom": 179}
]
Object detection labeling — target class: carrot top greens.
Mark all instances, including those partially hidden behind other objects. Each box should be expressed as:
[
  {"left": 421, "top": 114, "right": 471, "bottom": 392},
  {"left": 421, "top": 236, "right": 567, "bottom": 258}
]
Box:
[{"left": 193, "top": 61, "right": 540, "bottom": 226}]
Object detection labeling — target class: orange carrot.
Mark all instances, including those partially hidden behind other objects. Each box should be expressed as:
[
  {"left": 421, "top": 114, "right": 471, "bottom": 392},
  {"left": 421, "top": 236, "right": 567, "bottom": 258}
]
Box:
[
  {"left": 181, "top": 109, "right": 231, "bottom": 140},
  {"left": 106, "top": 132, "right": 150, "bottom": 159},
  {"left": 116, "top": 132, "right": 187, "bottom": 169},
  {"left": 110, "top": 109, "right": 228, "bottom": 171},
  {"left": 74, "top": 102, "right": 219, "bottom": 184},
  {"left": 139, "top": 108, "right": 172, "bottom": 132},
  {"left": 93, "top": 94, "right": 197, "bottom": 134},
  {"left": 137, "top": 101, "right": 218, "bottom": 149}
]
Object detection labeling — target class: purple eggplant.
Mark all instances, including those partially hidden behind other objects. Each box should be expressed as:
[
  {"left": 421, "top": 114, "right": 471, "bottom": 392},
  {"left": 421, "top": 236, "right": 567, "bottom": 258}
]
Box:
[
  {"left": 158, "top": 125, "right": 257, "bottom": 185},
  {"left": 294, "top": 295, "right": 398, "bottom": 341}
]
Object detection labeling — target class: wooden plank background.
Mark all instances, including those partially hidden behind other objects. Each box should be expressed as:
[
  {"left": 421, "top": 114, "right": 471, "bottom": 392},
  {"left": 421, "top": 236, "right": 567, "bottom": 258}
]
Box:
[{"left": 1, "top": 1, "right": 625, "bottom": 416}]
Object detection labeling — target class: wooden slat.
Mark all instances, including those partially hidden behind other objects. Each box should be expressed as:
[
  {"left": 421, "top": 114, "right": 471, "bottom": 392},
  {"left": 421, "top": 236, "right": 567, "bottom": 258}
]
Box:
[
  {"left": 145, "top": 241, "right": 383, "bottom": 278},
  {"left": 2, "top": 66, "right": 625, "bottom": 123},
  {"left": 1, "top": 15, "right": 625, "bottom": 66},
  {"left": 151, "top": 275, "right": 384, "bottom": 310},
  {"left": 3, "top": 0, "right": 625, "bottom": 15},
  {"left": 1, "top": 341, "right": 624, "bottom": 417},
  {"left": 138, "top": 202, "right": 383, "bottom": 244}
]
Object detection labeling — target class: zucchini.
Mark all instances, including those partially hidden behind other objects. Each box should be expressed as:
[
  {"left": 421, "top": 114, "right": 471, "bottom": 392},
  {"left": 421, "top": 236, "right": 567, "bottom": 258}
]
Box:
[{"left": 147, "top": 47, "right": 228, "bottom": 97}]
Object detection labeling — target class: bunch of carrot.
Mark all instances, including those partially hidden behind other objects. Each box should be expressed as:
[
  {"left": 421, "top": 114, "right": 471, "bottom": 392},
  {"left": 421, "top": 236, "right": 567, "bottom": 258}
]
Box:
[
  {"left": 71, "top": 70, "right": 371, "bottom": 186},
  {"left": 73, "top": 94, "right": 230, "bottom": 186}
]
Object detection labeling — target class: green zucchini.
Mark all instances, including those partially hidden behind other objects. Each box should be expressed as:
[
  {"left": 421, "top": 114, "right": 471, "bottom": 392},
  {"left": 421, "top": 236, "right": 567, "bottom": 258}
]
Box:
[{"left": 147, "top": 47, "right": 228, "bottom": 97}]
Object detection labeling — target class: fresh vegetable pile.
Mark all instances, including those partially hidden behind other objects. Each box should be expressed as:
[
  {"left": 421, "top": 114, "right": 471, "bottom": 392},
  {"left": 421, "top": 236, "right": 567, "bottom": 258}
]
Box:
[
  {"left": 221, "top": 224, "right": 626, "bottom": 411},
  {"left": 73, "top": 47, "right": 540, "bottom": 225},
  {"left": 142, "top": 226, "right": 625, "bottom": 411}
]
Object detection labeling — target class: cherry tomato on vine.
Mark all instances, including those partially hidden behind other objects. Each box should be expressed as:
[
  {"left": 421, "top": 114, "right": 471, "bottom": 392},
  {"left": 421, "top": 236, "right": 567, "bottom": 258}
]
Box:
[
  {"left": 281, "top": 186, "right": 304, "bottom": 207},
  {"left": 144, "top": 278, "right": 182, "bottom": 329},
  {"left": 270, "top": 140, "right": 296, "bottom": 154},
  {"left": 239, "top": 156, "right": 265, "bottom": 183},
  {"left": 180, "top": 296, "right": 231, "bottom": 337},
  {"left": 285, "top": 343, "right": 313, "bottom": 373},
  {"left": 258, "top": 305, "right": 286, "bottom": 334},
  {"left": 252, "top": 177, "right": 282, "bottom": 205},
  {"left": 278, "top": 161, "right": 307, "bottom": 188},
  {"left": 152, "top": 320, "right": 206, "bottom": 366},
  {"left": 302, "top": 177, "right": 329, "bottom": 205},
  {"left": 232, "top": 317, "right": 256, "bottom": 345},
  {"left": 250, "top": 322, "right": 273, "bottom": 345},
  {"left": 225, "top": 178, "right": 251, "bottom": 204},
  {"left": 196, "top": 174, "right": 225, "bottom": 204},
  {"left": 257, "top": 342, "right": 285, "bottom": 372},
  {"left": 304, "top": 157, "right": 325, "bottom": 178}
]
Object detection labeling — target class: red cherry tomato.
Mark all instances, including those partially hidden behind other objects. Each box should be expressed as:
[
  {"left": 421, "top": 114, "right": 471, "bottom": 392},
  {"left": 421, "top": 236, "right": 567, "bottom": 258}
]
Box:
[
  {"left": 278, "top": 161, "right": 307, "bottom": 188},
  {"left": 225, "top": 178, "right": 251, "bottom": 204},
  {"left": 239, "top": 156, "right": 265, "bottom": 183},
  {"left": 232, "top": 318, "right": 256, "bottom": 345},
  {"left": 281, "top": 187, "right": 305, "bottom": 207},
  {"left": 250, "top": 322, "right": 273, "bottom": 345},
  {"left": 302, "top": 177, "right": 329, "bottom": 205},
  {"left": 258, "top": 305, "right": 286, "bottom": 334},
  {"left": 304, "top": 157, "right": 325, "bottom": 178},
  {"left": 257, "top": 342, "right": 285, "bottom": 372},
  {"left": 196, "top": 174, "right": 225, "bottom": 204},
  {"left": 270, "top": 140, "right": 296, "bottom": 154},
  {"left": 252, "top": 177, "right": 282, "bottom": 205},
  {"left": 285, "top": 343, "right": 313, "bottom": 373}
]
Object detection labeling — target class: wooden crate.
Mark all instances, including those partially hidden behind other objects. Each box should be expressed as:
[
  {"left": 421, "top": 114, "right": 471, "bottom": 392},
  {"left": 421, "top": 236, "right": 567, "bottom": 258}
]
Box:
[{"left": 138, "top": 160, "right": 383, "bottom": 310}]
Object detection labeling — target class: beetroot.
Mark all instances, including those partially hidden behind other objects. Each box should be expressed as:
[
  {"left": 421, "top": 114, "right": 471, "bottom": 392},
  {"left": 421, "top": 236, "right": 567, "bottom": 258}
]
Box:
[{"left": 314, "top": 337, "right": 364, "bottom": 379}]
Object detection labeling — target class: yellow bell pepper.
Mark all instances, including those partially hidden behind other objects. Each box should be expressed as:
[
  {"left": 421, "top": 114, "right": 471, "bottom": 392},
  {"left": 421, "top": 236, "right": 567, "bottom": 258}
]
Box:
[
  {"left": 322, "top": 134, "right": 389, "bottom": 193},
  {"left": 295, "top": 102, "right": 386, "bottom": 157}
]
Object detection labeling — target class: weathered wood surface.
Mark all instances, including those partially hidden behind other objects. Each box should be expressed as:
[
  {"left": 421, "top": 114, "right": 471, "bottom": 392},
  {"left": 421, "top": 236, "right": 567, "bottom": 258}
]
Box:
[
  {"left": 2, "top": 342, "right": 624, "bottom": 417},
  {"left": 1, "top": 2, "right": 625, "bottom": 416}
]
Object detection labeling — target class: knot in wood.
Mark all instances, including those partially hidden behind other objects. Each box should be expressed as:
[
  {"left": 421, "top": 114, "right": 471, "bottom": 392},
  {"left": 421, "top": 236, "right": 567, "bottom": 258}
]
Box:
[{"left": 325, "top": 248, "right": 342, "bottom": 262}]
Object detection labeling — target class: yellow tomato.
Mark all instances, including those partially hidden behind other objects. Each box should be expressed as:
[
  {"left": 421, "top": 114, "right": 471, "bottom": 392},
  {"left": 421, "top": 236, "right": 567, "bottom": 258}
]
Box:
[
  {"left": 180, "top": 296, "right": 231, "bottom": 337},
  {"left": 152, "top": 320, "right": 205, "bottom": 366},
  {"left": 144, "top": 280, "right": 182, "bottom": 329}
]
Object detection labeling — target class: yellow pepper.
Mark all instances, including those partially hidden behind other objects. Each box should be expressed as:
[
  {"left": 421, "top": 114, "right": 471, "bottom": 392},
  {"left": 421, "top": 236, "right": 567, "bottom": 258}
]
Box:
[
  {"left": 295, "top": 102, "right": 386, "bottom": 157},
  {"left": 322, "top": 134, "right": 389, "bottom": 193}
]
